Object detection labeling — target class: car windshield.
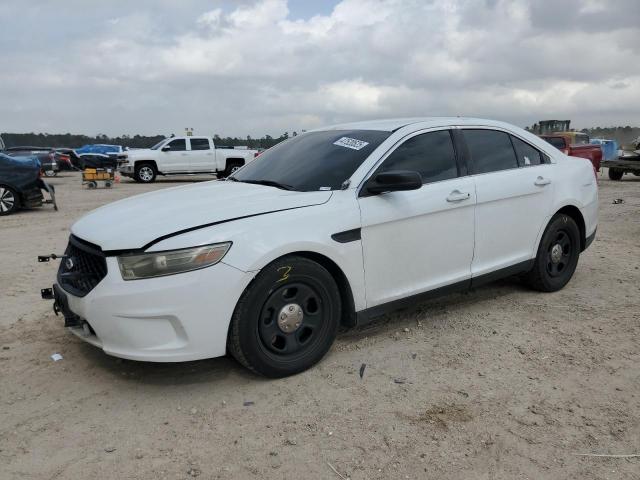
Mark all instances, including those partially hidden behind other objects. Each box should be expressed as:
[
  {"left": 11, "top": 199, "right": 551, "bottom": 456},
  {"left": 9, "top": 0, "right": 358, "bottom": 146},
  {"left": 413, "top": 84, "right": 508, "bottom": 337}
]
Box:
[
  {"left": 150, "top": 140, "right": 167, "bottom": 150},
  {"left": 231, "top": 130, "right": 391, "bottom": 191}
]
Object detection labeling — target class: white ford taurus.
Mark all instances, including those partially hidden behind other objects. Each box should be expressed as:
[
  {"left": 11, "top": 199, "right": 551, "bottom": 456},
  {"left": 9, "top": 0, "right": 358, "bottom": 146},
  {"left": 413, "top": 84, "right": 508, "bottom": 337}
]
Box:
[{"left": 48, "top": 118, "right": 598, "bottom": 377}]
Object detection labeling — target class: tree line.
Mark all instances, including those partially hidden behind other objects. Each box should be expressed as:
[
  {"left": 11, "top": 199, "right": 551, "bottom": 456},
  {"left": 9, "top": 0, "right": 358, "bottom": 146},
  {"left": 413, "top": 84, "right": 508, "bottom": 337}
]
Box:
[
  {"left": 0, "top": 131, "right": 302, "bottom": 150},
  {"left": 525, "top": 125, "right": 640, "bottom": 147},
  {"left": 3, "top": 126, "right": 638, "bottom": 151}
]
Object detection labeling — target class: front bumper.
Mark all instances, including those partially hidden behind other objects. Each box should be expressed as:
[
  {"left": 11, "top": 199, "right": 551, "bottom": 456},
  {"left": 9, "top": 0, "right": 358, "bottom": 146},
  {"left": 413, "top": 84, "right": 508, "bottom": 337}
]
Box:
[
  {"left": 120, "top": 165, "right": 134, "bottom": 177},
  {"left": 54, "top": 258, "right": 254, "bottom": 362}
]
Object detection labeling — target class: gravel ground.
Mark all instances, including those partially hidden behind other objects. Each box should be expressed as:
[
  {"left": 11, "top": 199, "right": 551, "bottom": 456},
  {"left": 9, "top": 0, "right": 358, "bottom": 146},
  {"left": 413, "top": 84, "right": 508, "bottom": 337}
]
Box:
[{"left": 1, "top": 171, "right": 639, "bottom": 479}]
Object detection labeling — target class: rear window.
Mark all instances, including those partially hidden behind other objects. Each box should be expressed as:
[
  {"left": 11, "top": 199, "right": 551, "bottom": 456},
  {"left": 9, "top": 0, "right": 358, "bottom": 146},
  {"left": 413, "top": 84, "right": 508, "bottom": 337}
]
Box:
[
  {"left": 462, "top": 129, "right": 518, "bottom": 174},
  {"left": 233, "top": 130, "right": 391, "bottom": 191},
  {"left": 190, "top": 138, "right": 210, "bottom": 150},
  {"left": 574, "top": 133, "right": 590, "bottom": 145}
]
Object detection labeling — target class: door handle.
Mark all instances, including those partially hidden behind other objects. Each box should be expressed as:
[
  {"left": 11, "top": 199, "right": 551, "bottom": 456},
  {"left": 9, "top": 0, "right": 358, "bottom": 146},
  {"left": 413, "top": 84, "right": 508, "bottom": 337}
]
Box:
[
  {"left": 534, "top": 176, "right": 551, "bottom": 186},
  {"left": 446, "top": 190, "right": 471, "bottom": 202}
]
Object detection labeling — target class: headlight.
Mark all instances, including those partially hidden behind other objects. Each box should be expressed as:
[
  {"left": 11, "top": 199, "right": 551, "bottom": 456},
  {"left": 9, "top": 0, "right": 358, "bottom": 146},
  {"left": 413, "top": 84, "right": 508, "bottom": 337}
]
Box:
[{"left": 117, "top": 242, "right": 231, "bottom": 280}]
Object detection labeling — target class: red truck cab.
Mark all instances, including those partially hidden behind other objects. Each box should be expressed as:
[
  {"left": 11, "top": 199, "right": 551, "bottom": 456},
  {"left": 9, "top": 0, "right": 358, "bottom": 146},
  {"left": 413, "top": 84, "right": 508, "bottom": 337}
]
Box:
[{"left": 540, "top": 132, "right": 602, "bottom": 172}]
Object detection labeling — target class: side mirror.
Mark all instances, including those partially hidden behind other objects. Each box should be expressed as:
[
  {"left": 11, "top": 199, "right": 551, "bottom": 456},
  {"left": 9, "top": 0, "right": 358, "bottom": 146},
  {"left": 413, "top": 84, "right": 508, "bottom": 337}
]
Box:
[
  {"left": 161, "top": 145, "right": 171, "bottom": 152},
  {"left": 365, "top": 170, "right": 422, "bottom": 195}
]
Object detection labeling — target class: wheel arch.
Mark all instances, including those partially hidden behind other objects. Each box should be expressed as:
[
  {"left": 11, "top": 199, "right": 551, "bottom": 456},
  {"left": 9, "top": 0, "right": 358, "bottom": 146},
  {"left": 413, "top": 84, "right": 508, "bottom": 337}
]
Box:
[
  {"left": 134, "top": 159, "right": 158, "bottom": 171},
  {"left": 244, "top": 250, "right": 357, "bottom": 328},
  {"left": 291, "top": 251, "right": 357, "bottom": 328},
  {"left": 555, "top": 204, "right": 586, "bottom": 251},
  {"left": 225, "top": 158, "right": 245, "bottom": 168}
]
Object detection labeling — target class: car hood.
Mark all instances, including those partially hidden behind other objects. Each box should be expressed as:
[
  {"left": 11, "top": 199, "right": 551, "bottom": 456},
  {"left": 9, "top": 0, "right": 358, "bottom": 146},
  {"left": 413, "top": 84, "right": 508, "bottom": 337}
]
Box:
[
  {"left": 71, "top": 181, "right": 332, "bottom": 251},
  {"left": 124, "top": 148, "right": 153, "bottom": 159}
]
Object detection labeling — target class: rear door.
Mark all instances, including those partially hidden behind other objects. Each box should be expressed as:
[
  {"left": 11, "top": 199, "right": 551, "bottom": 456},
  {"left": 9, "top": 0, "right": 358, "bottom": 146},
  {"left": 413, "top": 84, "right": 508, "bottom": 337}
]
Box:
[
  {"left": 358, "top": 129, "right": 476, "bottom": 308},
  {"left": 187, "top": 137, "right": 215, "bottom": 172},
  {"left": 460, "top": 128, "right": 554, "bottom": 278},
  {"left": 161, "top": 138, "right": 189, "bottom": 172}
]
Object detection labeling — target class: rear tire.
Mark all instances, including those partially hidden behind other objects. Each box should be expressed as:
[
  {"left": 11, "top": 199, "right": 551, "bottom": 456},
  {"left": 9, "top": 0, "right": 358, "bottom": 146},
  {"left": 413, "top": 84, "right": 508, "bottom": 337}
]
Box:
[
  {"left": 524, "top": 213, "right": 580, "bottom": 292},
  {"left": 0, "top": 185, "right": 19, "bottom": 215},
  {"left": 608, "top": 168, "right": 624, "bottom": 181},
  {"left": 220, "top": 161, "right": 244, "bottom": 179},
  {"left": 135, "top": 163, "right": 157, "bottom": 183},
  {"left": 44, "top": 170, "right": 57, "bottom": 177},
  {"left": 227, "top": 255, "right": 341, "bottom": 377}
]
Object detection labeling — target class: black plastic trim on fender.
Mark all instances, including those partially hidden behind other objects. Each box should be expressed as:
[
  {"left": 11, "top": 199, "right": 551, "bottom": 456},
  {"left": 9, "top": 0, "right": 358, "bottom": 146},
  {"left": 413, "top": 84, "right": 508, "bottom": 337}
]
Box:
[
  {"left": 331, "top": 228, "right": 361, "bottom": 243},
  {"left": 584, "top": 228, "right": 596, "bottom": 251},
  {"left": 355, "top": 260, "right": 534, "bottom": 325}
]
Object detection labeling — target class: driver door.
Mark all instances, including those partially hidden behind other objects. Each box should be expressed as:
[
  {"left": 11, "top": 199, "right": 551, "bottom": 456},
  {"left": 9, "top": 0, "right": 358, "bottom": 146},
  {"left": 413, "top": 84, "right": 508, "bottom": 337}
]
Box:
[
  {"left": 161, "top": 138, "right": 189, "bottom": 172},
  {"left": 358, "top": 129, "right": 476, "bottom": 308}
]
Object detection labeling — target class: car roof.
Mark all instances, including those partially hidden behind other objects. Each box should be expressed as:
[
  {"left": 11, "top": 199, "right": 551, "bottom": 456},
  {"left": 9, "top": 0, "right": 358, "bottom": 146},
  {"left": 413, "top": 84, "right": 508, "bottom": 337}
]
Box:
[{"left": 315, "top": 117, "right": 523, "bottom": 132}]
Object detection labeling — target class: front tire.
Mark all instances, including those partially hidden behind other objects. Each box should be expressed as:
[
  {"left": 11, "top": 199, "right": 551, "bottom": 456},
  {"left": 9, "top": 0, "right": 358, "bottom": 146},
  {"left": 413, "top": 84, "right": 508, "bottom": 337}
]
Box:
[
  {"left": 135, "top": 163, "right": 157, "bottom": 183},
  {"left": 524, "top": 213, "right": 580, "bottom": 292},
  {"left": 227, "top": 256, "right": 341, "bottom": 377},
  {"left": 608, "top": 168, "right": 624, "bottom": 181},
  {"left": 0, "top": 186, "right": 19, "bottom": 215},
  {"left": 44, "top": 169, "right": 57, "bottom": 177}
]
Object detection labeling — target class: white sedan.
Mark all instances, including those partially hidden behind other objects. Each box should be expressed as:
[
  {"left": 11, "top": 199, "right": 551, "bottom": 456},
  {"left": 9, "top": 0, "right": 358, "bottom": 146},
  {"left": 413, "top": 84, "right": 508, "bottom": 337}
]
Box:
[{"left": 47, "top": 118, "right": 598, "bottom": 377}]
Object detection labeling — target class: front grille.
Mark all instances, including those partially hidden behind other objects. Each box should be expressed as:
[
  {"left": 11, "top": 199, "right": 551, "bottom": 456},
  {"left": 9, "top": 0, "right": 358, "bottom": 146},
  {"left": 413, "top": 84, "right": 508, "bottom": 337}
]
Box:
[{"left": 57, "top": 235, "right": 108, "bottom": 297}]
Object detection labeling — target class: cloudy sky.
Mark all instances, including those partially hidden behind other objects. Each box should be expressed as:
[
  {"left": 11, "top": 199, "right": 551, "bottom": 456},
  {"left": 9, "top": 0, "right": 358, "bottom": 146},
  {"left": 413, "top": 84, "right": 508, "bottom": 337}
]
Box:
[{"left": 1, "top": 0, "right": 639, "bottom": 137}]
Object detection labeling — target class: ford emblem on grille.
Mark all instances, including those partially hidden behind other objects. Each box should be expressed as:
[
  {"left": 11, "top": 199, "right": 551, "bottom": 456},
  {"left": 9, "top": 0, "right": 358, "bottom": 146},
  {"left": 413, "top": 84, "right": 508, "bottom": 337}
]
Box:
[{"left": 65, "top": 257, "right": 75, "bottom": 270}]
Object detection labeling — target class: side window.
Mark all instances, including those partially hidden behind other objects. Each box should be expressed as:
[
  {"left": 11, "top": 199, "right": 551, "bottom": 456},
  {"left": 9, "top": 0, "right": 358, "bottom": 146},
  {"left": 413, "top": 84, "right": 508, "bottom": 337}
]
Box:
[
  {"left": 167, "top": 139, "right": 186, "bottom": 151},
  {"left": 511, "top": 136, "right": 543, "bottom": 167},
  {"left": 463, "top": 129, "right": 518, "bottom": 174},
  {"left": 190, "top": 138, "right": 210, "bottom": 151},
  {"left": 379, "top": 130, "right": 458, "bottom": 184}
]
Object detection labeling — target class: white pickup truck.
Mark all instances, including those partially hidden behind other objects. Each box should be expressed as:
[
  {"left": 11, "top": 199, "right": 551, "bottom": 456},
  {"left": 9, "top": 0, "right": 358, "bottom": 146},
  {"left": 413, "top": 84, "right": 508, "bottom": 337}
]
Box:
[{"left": 119, "top": 136, "right": 259, "bottom": 183}]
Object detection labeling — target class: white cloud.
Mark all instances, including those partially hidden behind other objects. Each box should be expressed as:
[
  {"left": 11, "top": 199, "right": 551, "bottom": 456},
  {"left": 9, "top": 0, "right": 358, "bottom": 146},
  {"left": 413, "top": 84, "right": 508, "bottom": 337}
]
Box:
[{"left": 0, "top": 0, "right": 639, "bottom": 136}]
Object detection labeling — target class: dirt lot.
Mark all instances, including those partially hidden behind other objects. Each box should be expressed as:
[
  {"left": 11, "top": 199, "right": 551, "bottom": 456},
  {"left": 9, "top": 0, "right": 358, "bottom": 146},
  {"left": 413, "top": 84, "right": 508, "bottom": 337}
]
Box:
[{"left": 1, "top": 172, "right": 639, "bottom": 479}]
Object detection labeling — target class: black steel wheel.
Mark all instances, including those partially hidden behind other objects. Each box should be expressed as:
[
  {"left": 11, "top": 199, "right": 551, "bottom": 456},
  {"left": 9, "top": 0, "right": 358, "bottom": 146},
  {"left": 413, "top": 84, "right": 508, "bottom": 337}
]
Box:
[
  {"left": 545, "top": 229, "right": 572, "bottom": 278},
  {"left": 524, "top": 213, "right": 580, "bottom": 292},
  {"left": 228, "top": 255, "right": 341, "bottom": 377}
]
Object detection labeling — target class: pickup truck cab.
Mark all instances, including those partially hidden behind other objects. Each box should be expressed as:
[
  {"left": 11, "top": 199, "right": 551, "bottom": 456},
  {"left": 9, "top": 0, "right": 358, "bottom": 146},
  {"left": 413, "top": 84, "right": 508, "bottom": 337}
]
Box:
[
  {"left": 119, "top": 136, "right": 258, "bottom": 183},
  {"left": 540, "top": 132, "right": 602, "bottom": 172}
]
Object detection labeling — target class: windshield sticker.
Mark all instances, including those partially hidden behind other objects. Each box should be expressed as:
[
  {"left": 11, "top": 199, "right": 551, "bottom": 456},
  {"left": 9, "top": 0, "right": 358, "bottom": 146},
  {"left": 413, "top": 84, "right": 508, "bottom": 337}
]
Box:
[{"left": 333, "top": 137, "right": 369, "bottom": 150}]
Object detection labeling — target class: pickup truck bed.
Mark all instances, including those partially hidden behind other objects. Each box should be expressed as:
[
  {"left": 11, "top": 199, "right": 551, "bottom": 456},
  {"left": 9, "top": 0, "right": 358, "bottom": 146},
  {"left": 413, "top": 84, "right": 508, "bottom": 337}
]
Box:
[{"left": 540, "top": 134, "right": 602, "bottom": 172}]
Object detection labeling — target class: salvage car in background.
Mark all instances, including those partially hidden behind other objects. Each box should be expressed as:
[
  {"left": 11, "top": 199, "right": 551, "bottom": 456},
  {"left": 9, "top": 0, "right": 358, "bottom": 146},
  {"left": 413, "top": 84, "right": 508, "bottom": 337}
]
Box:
[
  {"left": 2, "top": 146, "right": 59, "bottom": 177},
  {"left": 540, "top": 132, "right": 602, "bottom": 173},
  {"left": 75, "top": 144, "right": 124, "bottom": 157},
  {"left": 43, "top": 118, "right": 597, "bottom": 377},
  {"left": 118, "top": 136, "right": 258, "bottom": 182},
  {"left": 0, "top": 153, "right": 57, "bottom": 215}
]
